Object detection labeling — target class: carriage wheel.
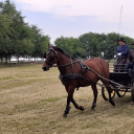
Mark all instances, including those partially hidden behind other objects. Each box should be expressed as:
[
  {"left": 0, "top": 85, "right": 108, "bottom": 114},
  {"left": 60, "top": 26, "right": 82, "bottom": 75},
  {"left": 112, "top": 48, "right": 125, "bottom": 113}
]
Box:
[
  {"left": 101, "top": 87, "right": 115, "bottom": 101},
  {"left": 131, "top": 85, "right": 134, "bottom": 102},
  {"left": 116, "top": 89, "right": 127, "bottom": 97}
]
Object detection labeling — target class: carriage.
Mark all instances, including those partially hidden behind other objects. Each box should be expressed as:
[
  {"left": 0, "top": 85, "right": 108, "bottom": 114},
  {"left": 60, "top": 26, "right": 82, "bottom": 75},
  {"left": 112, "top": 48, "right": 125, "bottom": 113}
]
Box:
[
  {"left": 101, "top": 63, "right": 134, "bottom": 102},
  {"left": 43, "top": 45, "right": 134, "bottom": 118}
]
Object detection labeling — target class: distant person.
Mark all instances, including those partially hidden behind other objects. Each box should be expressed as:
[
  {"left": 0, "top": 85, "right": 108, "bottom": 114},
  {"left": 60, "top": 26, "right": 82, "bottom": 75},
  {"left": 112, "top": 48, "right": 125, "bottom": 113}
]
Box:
[
  {"left": 116, "top": 38, "right": 129, "bottom": 58},
  {"left": 125, "top": 41, "right": 134, "bottom": 71},
  {"left": 114, "top": 38, "right": 129, "bottom": 72}
]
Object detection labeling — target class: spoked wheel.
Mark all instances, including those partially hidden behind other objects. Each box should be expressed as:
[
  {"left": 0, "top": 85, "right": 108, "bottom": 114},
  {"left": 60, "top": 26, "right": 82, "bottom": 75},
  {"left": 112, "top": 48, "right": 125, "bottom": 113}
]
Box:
[
  {"left": 116, "top": 89, "right": 127, "bottom": 97},
  {"left": 101, "top": 87, "right": 115, "bottom": 101}
]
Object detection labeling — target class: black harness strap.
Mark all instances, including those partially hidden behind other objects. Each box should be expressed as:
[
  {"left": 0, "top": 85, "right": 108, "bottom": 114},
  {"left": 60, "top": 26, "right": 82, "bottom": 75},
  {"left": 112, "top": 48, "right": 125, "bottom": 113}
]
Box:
[
  {"left": 45, "top": 47, "right": 125, "bottom": 89},
  {"left": 70, "top": 58, "right": 74, "bottom": 74}
]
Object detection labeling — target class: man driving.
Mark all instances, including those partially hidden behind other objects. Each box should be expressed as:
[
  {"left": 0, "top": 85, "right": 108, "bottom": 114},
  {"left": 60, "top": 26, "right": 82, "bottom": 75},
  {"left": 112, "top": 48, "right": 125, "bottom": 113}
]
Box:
[
  {"left": 117, "top": 38, "right": 129, "bottom": 58},
  {"left": 114, "top": 38, "right": 129, "bottom": 72},
  {"left": 125, "top": 41, "right": 134, "bottom": 71}
]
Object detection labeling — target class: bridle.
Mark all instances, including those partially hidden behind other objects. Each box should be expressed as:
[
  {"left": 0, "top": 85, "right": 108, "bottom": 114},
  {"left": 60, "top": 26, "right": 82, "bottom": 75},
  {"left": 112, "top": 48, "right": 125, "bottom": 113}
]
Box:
[
  {"left": 44, "top": 47, "right": 57, "bottom": 66},
  {"left": 44, "top": 47, "right": 79, "bottom": 68}
]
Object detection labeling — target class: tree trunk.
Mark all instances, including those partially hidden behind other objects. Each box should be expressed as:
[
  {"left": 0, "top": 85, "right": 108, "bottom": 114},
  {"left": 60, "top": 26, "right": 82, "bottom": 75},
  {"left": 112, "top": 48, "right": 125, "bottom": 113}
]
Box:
[
  {"left": 9, "top": 55, "right": 11, "bottom": 62},
  {"left": 5, "top": 55, "right": 8, "bottom": 64},
  {"left": 0, "top": 55, "right": 2, "bottom": 63}
]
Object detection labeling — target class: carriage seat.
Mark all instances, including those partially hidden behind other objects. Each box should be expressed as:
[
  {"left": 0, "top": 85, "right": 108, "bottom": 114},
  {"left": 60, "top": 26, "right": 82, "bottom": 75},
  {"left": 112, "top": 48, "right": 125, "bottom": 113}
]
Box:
[{"left": 128, "top": 69, "right": 134, "bottom": 77}]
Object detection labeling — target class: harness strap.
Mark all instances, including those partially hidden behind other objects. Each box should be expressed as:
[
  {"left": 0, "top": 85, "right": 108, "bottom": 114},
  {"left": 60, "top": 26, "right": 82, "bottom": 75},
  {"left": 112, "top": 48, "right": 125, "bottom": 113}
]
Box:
[
  {"left": 70, "top": 58, "right": 74, "bottom": 74},
  {"left": 45, "top": 47, "right": 125, "bottom": 88},
  {"left": 45, "top": 61, "right": 52, "bottom": 66},
  {"left": 49, "top": 61, "right": 79, "bottom": 68},
  {"left": 81, "top": 62, "right": 125, "bottom": 87}
]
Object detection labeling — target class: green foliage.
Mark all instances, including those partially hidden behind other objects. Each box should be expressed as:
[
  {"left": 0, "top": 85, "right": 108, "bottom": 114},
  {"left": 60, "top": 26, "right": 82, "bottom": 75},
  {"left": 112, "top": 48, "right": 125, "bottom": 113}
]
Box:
[
  {"left": 0, "top": 0, "right": 133, "bottom": 61},
  {"left": 55, "top": 32, "right": 134, "bottom": 60},
  {"left": 31, "top": 25, "right": 50, "bottom": 58},
  {"left": 55, "top": 36, "right": 86, "bottom": 58},
  {"left": 0, "top": 0, "right": 50, "bottom": 62}
]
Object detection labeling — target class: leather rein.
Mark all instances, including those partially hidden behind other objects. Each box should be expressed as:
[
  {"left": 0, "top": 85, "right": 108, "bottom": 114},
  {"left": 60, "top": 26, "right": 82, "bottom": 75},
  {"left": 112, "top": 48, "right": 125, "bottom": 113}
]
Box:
[
  {"left": 44, "top": 47, "right": 79, "bottom": 69},
  {"left": 44, "top": 48, "right": 125, "bottom": 88}
]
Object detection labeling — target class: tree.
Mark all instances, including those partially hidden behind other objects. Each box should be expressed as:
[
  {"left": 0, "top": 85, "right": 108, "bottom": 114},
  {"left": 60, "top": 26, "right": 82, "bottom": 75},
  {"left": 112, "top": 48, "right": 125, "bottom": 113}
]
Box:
[
  {"left": 55, "top": 32, "right": 134, "bottom": 60},
  {"left": 79, "top": 32, "right": 106, "bottom": 58},
  {"left": 31, "top": 25, "right": 50, "bottom": 58},
  {"left": 0, "top": 14, "right": 14, "bottom": 62},
  {"left": 0, "top": 0, "right": 50, "bottom": 63},
  {"left": 55, "top": 36, "right": 86, "bottom": 58}
]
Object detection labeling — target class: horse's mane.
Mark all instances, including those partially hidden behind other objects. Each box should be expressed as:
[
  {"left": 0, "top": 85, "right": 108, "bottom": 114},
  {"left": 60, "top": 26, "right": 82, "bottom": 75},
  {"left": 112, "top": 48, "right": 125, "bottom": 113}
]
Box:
[{"left": 54, "top": 47, "right": 75, "bottom": 60}]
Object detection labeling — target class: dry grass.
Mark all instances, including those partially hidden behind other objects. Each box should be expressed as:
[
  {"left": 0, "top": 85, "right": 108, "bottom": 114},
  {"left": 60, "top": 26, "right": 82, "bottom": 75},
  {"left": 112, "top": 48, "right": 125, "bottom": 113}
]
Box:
[{"left": 0, "top": 64, "right": 134, "bottom": 134}]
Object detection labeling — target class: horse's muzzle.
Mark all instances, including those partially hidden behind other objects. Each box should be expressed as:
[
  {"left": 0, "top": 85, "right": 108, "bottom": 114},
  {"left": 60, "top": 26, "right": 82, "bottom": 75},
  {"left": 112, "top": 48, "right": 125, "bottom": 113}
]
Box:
[{"left": 42, "top": 66, "right": 49, "bottom": 71}]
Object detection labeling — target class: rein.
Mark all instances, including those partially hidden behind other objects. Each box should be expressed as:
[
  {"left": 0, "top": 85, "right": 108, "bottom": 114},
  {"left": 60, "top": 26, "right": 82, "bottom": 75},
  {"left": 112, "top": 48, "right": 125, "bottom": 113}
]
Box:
[
  {"left": 51, "top": 61, "right": 79, "bottom": 68},
  {"left": 51, "top": 59, "right": 93, "bottom": 68},
  {"left": 45, "top": 47, "right": 125, "bottom": 89},
  {"left": 45, "top": 47, "right": 79, "bottom": 68}
]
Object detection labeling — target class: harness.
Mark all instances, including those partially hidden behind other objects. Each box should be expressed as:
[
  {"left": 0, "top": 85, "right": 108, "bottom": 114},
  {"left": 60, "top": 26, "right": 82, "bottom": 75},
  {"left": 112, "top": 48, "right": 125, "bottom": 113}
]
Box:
[
  {"left": 44, "top": 47, "right": 125, "bottom": 89},
  {"left": 45, "top": 47, "right": 87, "bottom": 81}
]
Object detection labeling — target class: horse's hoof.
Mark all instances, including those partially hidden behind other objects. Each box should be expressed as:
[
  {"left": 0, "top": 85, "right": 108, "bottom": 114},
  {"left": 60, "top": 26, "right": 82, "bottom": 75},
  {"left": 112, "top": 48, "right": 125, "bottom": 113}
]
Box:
[
  {"left": 91, "top": 103, "right": 96, "bottom": 110},
  {"left": 79, "top": 106, "right": 84, "bottom": 111},
  {"left": 63, "top": 113, "right": 67, "bottom": 118},
  {"left": 91, "top": 107, "right": 95, "bottom": 111},
  {"left": 110, "top": 100, "right": 115, "bottom": 106}
]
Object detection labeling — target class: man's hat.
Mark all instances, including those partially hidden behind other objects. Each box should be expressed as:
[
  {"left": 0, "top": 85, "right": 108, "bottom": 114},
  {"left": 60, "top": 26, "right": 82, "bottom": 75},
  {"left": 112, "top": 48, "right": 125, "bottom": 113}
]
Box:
[{"left": 118, "top": 38, "right": 126, "bottom": 43}]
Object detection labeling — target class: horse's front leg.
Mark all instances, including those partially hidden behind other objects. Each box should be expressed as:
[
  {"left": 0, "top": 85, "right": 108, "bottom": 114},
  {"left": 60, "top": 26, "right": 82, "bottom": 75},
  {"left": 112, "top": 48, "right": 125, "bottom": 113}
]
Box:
[
  {"left": 91, "top": 84, "right": 98, "bottom": 110},
  {"left": 63, "top": 85, "right": 85, "bottom": 118},
  {"left": 63, "top": 86, "right": 74, "bottom": 118}
]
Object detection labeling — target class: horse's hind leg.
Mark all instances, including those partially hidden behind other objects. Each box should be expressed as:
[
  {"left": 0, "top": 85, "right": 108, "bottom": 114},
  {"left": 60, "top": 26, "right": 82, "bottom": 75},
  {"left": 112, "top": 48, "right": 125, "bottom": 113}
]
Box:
[
  {"left": 71, "top": 98, "right": 84, "bottom": 111},
  {"left": 101, "top": 80, "right": 115, "bottom": 106},
  {"left": 91, "top": 84, "right": 98, "bottom": 110}
]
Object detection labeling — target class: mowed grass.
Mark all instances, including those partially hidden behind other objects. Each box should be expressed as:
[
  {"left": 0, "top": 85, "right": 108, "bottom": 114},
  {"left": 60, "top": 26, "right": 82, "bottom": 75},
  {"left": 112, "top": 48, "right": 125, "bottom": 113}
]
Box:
[{"left": 0, "top": 64, "right": 134, "bottom": 134}]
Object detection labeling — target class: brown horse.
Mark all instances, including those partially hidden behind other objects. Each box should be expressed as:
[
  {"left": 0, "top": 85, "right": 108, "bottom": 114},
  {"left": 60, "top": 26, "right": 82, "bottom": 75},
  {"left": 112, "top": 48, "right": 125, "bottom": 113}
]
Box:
[{"left": 42, "top": 45, "right": 115, "bottom": 118}]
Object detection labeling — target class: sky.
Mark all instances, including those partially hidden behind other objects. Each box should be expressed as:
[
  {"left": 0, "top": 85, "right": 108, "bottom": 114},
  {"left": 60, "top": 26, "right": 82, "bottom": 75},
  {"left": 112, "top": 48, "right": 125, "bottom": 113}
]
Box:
[{"left": 8, "top": 0, "right": 134, "bottom": 43}]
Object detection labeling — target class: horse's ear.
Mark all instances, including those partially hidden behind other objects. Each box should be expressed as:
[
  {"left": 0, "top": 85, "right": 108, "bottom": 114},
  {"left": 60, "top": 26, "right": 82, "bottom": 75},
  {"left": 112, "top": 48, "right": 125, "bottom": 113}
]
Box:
[
  {"left": 54, "top": 45, "right": 58, "bottom": 48},
  {"left": 44, "top": 52, "right": 46, "bottom": 58}
]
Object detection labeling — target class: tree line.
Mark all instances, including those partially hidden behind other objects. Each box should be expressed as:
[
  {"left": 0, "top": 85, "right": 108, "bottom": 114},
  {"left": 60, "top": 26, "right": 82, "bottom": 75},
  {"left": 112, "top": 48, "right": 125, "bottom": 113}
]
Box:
[
  {"left": 0, "top": 0, "right": 50, "bottom": 62},
  {"left": 55, "top": 33, "right": 133, "bottom": 60},
  {"left": 0, "top": 0, "right": 134, "bottom": 63}
]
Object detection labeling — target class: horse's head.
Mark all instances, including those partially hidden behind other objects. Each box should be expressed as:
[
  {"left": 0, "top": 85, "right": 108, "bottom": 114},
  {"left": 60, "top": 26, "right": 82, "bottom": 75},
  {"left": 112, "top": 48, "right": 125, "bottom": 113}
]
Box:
[{"left": 42, "top": 45, "right": 58, "bottom": 71}]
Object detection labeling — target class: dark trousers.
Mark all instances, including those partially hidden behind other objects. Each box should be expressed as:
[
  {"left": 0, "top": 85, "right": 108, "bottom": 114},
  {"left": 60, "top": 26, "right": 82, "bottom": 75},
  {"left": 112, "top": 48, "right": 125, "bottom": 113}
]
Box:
[{"left": 125, "top": 62, "right": 134, "bottom": 71}]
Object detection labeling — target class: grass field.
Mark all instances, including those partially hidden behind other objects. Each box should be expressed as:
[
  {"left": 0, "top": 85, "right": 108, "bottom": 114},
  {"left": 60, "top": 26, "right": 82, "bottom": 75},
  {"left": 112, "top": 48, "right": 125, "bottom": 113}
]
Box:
[{"left": 0, "top": 64, "right": 134, "bottom": 134}]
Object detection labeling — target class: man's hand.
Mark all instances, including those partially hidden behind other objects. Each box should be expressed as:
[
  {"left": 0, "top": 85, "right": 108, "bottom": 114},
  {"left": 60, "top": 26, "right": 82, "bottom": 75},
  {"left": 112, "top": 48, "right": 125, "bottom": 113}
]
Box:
[{"left": 117, "top": 53, "right": 122, "bottom": 56}]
